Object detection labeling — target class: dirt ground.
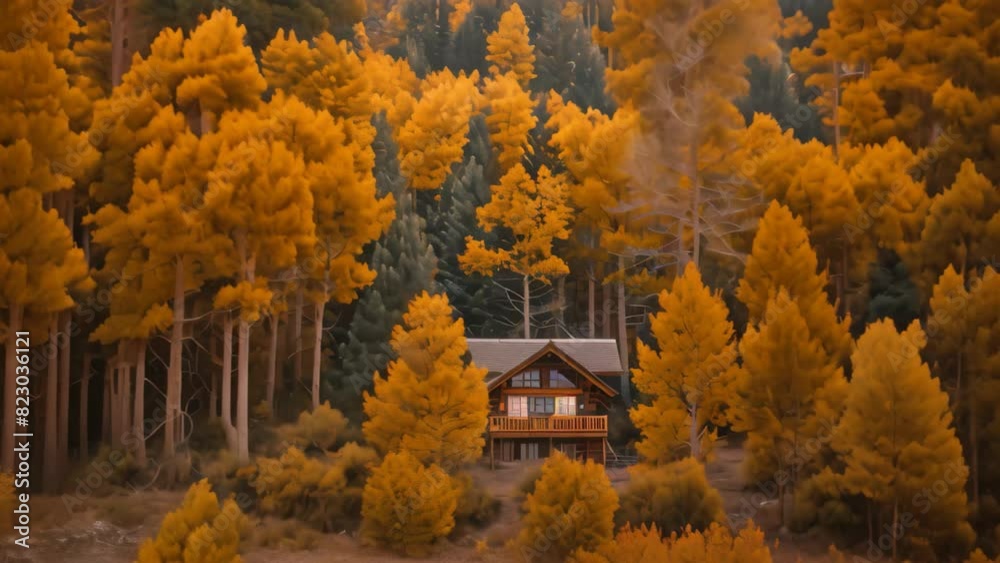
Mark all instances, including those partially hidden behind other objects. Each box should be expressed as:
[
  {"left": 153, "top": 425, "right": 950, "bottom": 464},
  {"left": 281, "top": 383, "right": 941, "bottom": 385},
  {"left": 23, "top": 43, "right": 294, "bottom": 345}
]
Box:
[{"left": 2, "top": 442, "right": 839, "bottom": 563}]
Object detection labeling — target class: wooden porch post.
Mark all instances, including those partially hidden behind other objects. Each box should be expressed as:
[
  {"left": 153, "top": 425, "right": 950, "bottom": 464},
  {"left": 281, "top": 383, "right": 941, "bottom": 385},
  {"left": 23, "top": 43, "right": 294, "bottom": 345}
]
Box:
[
  {"left": 601, "top": 438, "right": 607, "bottom": 465},
  {"left": 549, "top": 436, "right": 553, "bottom": 457},
  {"left": 489, "top": 436, "right": 495, "bottom": 470}
]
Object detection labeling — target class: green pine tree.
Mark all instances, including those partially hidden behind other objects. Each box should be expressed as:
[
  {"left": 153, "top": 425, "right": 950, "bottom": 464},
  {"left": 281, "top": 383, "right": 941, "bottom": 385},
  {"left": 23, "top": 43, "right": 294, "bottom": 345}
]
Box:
[{"left": 329, "top": 114, "right": 438, "bottom": 421}]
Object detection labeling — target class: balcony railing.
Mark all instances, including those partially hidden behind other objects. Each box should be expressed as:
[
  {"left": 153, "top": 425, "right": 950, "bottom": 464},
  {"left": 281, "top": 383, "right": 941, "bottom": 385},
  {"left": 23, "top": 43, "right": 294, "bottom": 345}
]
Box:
[{"left": 488, "top": 415, "right": 608, "bottom": 435}]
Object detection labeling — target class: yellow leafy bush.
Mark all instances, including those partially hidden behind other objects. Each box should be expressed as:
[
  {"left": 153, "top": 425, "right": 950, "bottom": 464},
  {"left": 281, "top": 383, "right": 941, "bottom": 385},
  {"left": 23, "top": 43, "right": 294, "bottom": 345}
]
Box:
[
  {"left": 360, "top": 450, "right": 461, "bottom": 556},
  {"left": 515, "top": 451, "right": 619, "bottom": 562},
  {"left": 250, "top": 442, "right": 376, "bottom": 531},
  {"left": 617, "top": 458, "right": 725, "bottom": 535},
  {"left": 278, "top": 401, "right": 349, "bottom": 451},
  {"left": 136, "top": 479, "right": 246, "bottom": 563},
  {"left": 572, "top": 521, "right": 773, "bottom": 562}
]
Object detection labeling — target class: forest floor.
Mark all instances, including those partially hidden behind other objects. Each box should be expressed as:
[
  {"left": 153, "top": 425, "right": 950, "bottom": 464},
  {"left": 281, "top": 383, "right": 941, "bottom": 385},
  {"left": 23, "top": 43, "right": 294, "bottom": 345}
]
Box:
[{"left": 2, "top": 440, "right": 840, "bottom": 563}]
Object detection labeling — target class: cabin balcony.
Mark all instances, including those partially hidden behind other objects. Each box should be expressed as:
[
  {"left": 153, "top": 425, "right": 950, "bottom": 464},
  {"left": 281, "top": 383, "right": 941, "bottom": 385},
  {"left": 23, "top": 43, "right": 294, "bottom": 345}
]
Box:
[{"left": 488, "top": 415, "right": 608, "bottom": 438}]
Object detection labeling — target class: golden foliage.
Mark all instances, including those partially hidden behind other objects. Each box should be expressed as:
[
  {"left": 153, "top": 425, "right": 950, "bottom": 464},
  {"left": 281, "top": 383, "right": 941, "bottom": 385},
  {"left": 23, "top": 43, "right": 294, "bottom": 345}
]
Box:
[
  {"left": 632, "top": 263, "right": 739, "bottom": 462},
  {"left": 249, "top": 443, "right": 377, "bottom": 531},
  {"left": 618, "top": 458, "right": 725, "bottom": 535},
  {"left": 136, "top": 479, "right": 246, "bottom": 563},
  {"left": 360, "top": 450, "right": 461, "bottom": 556},
  {"left": 363, "top": 292, "right": 489, "bottom": 467},
  {"left": 516, "top": 451, "right": 619, "bottom": 562},
  {"left": 486, "top": 3, "right": 536, "bottom": 86},
  {"left": 571, "top": 521, "right": 773, "bottom": 563}
]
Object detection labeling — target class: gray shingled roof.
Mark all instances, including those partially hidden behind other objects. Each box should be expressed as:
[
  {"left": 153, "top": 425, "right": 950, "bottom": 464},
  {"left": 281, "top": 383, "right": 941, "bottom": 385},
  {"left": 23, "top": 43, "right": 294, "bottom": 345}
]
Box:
[{"left": 465, "top": 339, "right": 624, "bottom": 378}]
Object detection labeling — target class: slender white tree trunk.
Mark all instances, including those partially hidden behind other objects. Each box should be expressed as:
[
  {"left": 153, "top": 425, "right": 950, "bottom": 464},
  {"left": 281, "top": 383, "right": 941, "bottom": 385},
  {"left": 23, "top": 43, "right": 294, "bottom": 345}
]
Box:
[
  {"left": 133, "top": 342, "right": 147, "bottom": 468},
  {"left": 266, "top": 313, "right": 279, "bottom": 411},
  {"left": 221, "top": 313, "right": 236, "bottom": 451},
  {"left": 523, "top": 275, "right": 531, "bottom": 338},
  {"left": 617, "top": 255, "right": 630, "bottom": 405},
  {"left": 164, "top": 260, "right": 184, "bottom": 481},
  {"left": 588, "top": 266, "right": 596, "bottom": 338},
  {"left": 236, "top": 317, "right": 250, "bottom": 463},
  {"left": 294, "top": 286, "right": 304, "bottom": 380},
  {"left": 689, "top": 402, "right": 700, "bottom": 460},
  {"left": 312, "top": 302, "right": 324, "bottom": 410}
]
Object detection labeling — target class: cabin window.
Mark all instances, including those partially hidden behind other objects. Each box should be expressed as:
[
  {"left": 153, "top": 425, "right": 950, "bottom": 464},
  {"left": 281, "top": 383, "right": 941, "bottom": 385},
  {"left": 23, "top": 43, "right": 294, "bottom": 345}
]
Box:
[
  {"left": 528, "top": 396, "right": 554, "bottom": 415},
  {"left": 555, "top": 396, "right": 576, "bottom": 415},
  {"left": 507, "top": 396, "right": 528, "bottom": 417},
  {"left": 549, "top": 370, "right": 575, "bottom": 388},
  {"left": 511, "top": 369, "right": 541, "bottom": 388}
]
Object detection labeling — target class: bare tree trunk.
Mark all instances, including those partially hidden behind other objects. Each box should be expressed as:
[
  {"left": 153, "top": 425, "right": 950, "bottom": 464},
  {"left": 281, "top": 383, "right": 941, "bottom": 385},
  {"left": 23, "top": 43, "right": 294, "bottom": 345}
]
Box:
[
  {"left": 891, "top": 497, "right": 899, "bottom": 561},
  {"left": 971, "top": 397, "right": 979, "bottom": 506},
  {"left": 294, "top": 286, "right": 304, "bottom": 380},
  {"left": 312, "top": 302, "right": 325, "bottom": 410},
  {"left": 236, "top": 316, "right": 250, "bottom": 463},
  {"left": 617, "top": 255, "right": 630, "bottom": 405},
  {"left": 266, "top": 313, "right": 279, "bottom": 411},
  {"left": 163, "top": 260, "right": 184, "bottom": 482},
  {"left": 523, "top": 275, "right": 531, "bottom": 338},
  {"left": 2, "top": 304, "right": 24, "bottom": 472},
  {"left": 102, "top": 362, "right": 111, "bottom": 444},
  {"left": 79, "top": 350, "right": 91, "bottom": 459},
  {"left": 44, "top": 316, "right": 60, "bottom": 492},
  {"left": 58, "top": 311, "right": 70, "bottom": 473},
  {"left": 132, "top": 342, "right": 147, "bottom": 468},
  {"left": 221, "top": 313, "right": 236, "bottom": 450},
  {"left": 588, "top": 266, "right": 596, "bottom": 338},
  {"left": 601, "top": 271, "right": 611, "bottom": 338},
  {"left": 118, "top": 347, "right": 131, "bottom": 451},
  {"left": 832, "top": 61, "right": 842, "bottom": 162},
  {"left": 208, "top": 324, "right": 218, "bottom": 419}
]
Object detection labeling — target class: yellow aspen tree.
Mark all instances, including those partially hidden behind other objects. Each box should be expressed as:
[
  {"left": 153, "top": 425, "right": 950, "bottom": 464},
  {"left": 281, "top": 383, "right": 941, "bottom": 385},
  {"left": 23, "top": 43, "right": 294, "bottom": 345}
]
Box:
[
  {"left": 458, "top": 164, "right": 573, "bottom": 337},
  {"left": 733, "top": 289, "right": 848, "bottom": 526},
  {"left": 397, "top": 70, "right": 483, "bottom": 190},
  {"left": 88, "top": 10, "right": 266, "bottom": 478},
  {"left": 545, "top": 94, "right": 655, "bottom": 389},
  {"left": 785, "top": 151, "right": 861, "bottom": 304},
  {"left": 202, "top": 109, "right": 316, "bottom": 463},
  {"left": 353, "top": 23, "right": 420, "bottom": 130},
  {"left": 360, "top": 450, "right": 461, "bottom": 556},
  {"left": 917, "top": 159, "right": 999, "bottom": 292},
  {"left": 737, "top": 201, "right": 852, "bottom": 363},
  {"left": 517, "top": 451, "right": 619, "bottom": 562},
  {"left": 833, "top": 320, "right": 974, "bottom": 560},
  {"left": 0, "top": 25, "right": 95, "bottom": 473},
  {"left": 596, "top": 0, "right": 779, "bottom": 268},
  {"left": 261, "top": 94, "right": 394, "bottom": 411},
  {"left": 964, "top": 267, "right": 1000, "bottom": 507},
  {"left": 362, "top": 292, "right": 489, "bottom": 468},
  {"left": 483, "top": 72, "right": 537, "bottom": 173},
  {"left": 486, "top": 3, "right": 537, "bottom": 86},
  {"left": 926, "top": 266, "right": 970, "bottom": 410},
  {"left": 632, "top": 262, "right": 739, "bottom": 462}
]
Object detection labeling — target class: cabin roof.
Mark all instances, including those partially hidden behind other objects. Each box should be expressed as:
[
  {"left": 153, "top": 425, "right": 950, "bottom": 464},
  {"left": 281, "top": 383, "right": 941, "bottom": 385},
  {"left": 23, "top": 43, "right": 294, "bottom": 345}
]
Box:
[{"left": 466, "top": 339, "right": 623, "bottom": 396}]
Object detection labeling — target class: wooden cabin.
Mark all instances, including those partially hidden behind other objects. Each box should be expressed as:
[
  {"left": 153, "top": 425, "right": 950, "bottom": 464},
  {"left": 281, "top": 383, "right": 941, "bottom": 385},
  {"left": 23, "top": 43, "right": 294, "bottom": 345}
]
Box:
[{"left": 466, "top": 339, "right": 623, "bottom": 467}]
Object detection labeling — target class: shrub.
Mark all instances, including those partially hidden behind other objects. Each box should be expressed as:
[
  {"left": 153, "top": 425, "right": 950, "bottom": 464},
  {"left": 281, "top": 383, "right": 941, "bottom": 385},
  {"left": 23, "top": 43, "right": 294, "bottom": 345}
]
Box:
[
  {"left": 361, "top": 450, "right": 461, "bottom": 556},
  {"left": 572, "top": 521, "right": 773, "bottom": 562},
  {"left": 278, "top": 402, "right": 348, "bottom": 452},
  {"left": 617, "top": 458, "right": 724, "bottom": 535},
  {"left": 251, "top": 519, "right": 320, "bottom": 551},
  {"left": 250, "top": 442, "right": 377, "bottom": 531},
  {"left": 965, "top": 550, "right": 1000, "bottom": 563},
  {"left": 517, "top": 464, "right": 543, "bottom": 500},
  {"left": 515, "top": 451, "right": 619, "bottom": 562},
  {"left": 454, "top": 473, "right": 501, "bottom": 528},
  {"left": 136, "top": 479, "right": 247, "bottom": 563},
  {"left": 1, "top": 472, "right": 13, "bottom": 536},
  {"left": 790, "top": 467, "right": 859, "bottom": 532}
]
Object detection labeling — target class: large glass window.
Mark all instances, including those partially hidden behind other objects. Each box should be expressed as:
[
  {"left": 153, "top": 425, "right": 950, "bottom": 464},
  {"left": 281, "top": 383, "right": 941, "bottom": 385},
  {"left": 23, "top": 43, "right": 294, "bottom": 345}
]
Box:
[
  {"left": 549, "top": 370, "right": 575, "bottom": 388},
  {"left": 555, "top": 396, "right": 577, "bottom": 415},
  {"left": 511, "top": 369, "right": 541, "bottom": 388},
  {"left": 507, "top": 396, "right": 528, "bottom": 417},
  {"left": 528, "top": 396, "right": 554, "bottom": 415}
]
